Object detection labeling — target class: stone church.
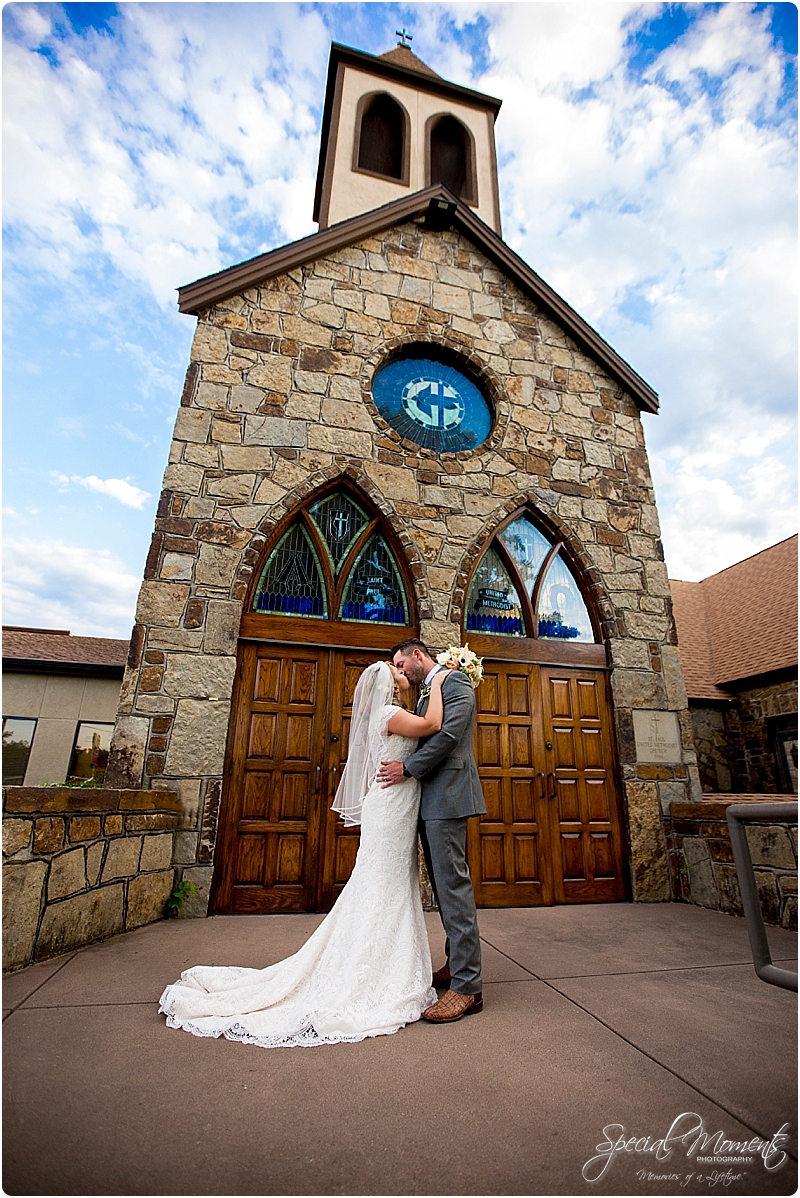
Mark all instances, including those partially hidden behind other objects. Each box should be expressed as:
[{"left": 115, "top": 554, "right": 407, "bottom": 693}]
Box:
[{"left": 106, "top": 41, "right": 697, "bottom": 918}]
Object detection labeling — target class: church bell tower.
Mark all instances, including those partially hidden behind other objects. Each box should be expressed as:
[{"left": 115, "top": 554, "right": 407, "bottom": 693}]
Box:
[{"left": 313, "top": 41, "right": 502, "bottom": 233}]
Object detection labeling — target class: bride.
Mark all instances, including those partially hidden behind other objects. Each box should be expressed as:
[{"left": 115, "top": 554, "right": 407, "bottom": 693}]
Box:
[{"left": 159, "top": 660, "right": 446, "bottom": 1048}]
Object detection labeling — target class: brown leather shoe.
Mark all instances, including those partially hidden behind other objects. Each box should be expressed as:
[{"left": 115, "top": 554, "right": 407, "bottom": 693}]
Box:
[
  {"left": 431, "top": 963, "right": 451, "bottom": 987},
  {"left": 421, "top": 990, "right": 483, "bottom": 1023}
]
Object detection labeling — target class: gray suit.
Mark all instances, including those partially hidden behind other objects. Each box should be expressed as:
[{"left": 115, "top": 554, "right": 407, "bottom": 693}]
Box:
[{"left": 404, "top": 668, "right": 486, "bottom": 995}]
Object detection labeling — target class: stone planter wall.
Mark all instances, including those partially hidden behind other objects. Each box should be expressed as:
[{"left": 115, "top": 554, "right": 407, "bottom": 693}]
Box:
[
  {"left": 666, "top": 795, "right": 797, "bottom": 929},
  {"left": 2, "top": 786, "right": 182, "bottom": 972}
]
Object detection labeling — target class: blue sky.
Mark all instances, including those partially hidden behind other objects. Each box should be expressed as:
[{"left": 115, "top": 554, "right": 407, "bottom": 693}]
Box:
[{"left": 3, "top": 2, "right": 797, "bottom": 636}]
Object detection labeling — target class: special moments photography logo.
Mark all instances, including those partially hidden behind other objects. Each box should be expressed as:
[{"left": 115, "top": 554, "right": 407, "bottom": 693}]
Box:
[{"left": 581, "top": 1112, "right": 791, "bottom": 1185}]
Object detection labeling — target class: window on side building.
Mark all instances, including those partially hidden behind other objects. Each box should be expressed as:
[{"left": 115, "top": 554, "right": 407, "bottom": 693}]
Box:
[
  {"left": 2, "top": 717, "right": 37, "bottom": 785},
  {"left": 69, "top": 721, "right": 114, "bottom": 784}
]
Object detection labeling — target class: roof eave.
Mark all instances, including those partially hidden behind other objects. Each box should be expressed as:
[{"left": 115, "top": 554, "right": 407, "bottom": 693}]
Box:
[
  {"left": 177, "top": 187, "right": 659, "bottom": 413},
  {"left": 2, "top": 658, "right": 125, "bottom": 679}
]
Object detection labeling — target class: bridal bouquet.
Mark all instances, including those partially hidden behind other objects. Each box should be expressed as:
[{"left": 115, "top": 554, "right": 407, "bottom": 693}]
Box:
[{"left": 436, "top": 644, "right": 484, "bottom": 689}]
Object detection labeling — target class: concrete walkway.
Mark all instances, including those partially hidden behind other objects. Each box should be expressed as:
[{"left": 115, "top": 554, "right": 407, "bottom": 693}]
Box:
[{"left": 3, "top": 903, "right": 797, "bottom": 1196}]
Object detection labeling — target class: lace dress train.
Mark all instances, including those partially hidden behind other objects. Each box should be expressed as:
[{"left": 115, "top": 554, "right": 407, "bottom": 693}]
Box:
[{"left": 159, "top": 729, "right": 436, "bottom": 1048}]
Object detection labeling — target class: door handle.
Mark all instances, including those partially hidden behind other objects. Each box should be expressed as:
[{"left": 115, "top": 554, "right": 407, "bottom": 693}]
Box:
[
  {"left": 547, "top": 772, "right": 556, "bottom": 800},
  {"left": 331, "top": 766, "right": 338, "bottom": 795},
  {"left": 314, "top": 766, "right": 321, "bottom": 794},
  {"left": 537, "top": 771, "right": 546, "bottom": 801}
]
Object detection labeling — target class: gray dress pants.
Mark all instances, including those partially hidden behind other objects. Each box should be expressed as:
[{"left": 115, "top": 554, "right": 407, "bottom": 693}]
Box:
[{"left": 419, "top": 816, "right": 482, "bottom": 995}]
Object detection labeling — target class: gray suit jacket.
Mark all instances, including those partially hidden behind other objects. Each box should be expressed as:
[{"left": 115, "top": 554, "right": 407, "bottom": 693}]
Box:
[{"left": 404, "top": 668, "right": 486, "bottom": 821}]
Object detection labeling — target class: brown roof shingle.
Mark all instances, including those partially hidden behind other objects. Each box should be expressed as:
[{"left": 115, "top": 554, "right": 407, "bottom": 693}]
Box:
[
  {"left": 2, "top": 627, "right": 128, "bottom": 670},
  {"left": 671, "top": 535, "right": 798, "bottom": 697},
  {"left": 669, "top": 581, "right": 730, "bottom": 700},
  {"left": 378, "top": 45, "right": 442, "bottom": 79}
]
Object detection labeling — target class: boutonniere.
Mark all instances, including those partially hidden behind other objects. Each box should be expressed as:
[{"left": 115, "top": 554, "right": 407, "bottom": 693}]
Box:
[{"left": 419, "top": 683, "right": 431, "bottom": 698}]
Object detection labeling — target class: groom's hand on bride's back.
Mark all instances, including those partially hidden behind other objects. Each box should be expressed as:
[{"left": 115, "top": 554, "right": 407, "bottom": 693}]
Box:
[{"left": 378, "top": 760, "right": 406, "bottom": 788}]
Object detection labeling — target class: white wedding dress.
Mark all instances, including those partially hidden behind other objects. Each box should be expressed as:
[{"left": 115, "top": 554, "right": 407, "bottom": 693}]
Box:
[{"left": 159, "top": 710, "right": 436, "bottom": 1048}]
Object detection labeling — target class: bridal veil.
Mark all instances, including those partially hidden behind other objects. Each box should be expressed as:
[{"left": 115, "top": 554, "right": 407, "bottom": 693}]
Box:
[{"left": 331, "top": 660, "right": 395, "bottom": 827}]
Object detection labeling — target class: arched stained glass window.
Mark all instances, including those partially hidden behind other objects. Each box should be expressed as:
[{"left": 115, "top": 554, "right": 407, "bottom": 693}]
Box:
[
  {"left": 253, "top": 523, "right": 327, "bottom": 617},
  {"left": 465, "top": 548, "right": 525, "bottom": 637},
  {"left": 249, "top": 488, "right": 413, "bottom": 629},
  {"left": 464, "top": 512, "right": 597, "bottom": 644},
  {"left": 537, "top": 553, "right": 593, "bottom": 641},
  {"left": 499, "top": 516, "right": 550, "bottom": 599},
  {"left": 340, "top": 535, "right": 408, "bottom": 624},
  {"left": 309, "top": 492, "right": 368, "bottom": 574}
]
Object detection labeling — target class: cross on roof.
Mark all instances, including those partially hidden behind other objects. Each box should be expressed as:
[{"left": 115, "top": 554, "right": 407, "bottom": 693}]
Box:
[{"left": 395, "top": 28, "right": 413, "bottom": 46}]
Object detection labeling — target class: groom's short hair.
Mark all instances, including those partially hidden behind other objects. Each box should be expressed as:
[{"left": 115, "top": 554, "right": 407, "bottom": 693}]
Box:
[{"left": 390, "top": 637, "right": 432, "bottom": 661}]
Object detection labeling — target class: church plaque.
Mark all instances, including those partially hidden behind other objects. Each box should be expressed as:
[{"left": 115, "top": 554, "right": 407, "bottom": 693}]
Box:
[{"left": 632, "top": 710, "right": 682, "bottom": 763}]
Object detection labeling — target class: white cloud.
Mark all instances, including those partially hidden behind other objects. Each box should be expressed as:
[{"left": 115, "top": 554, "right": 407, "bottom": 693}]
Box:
[
  {"left": 467, "top": 1, "right": 796, "bottom": 577},
  {"left": 52, "top": 473, "right": 152, "bottom": 509},
  {"left": 3, "top": 538, "right": 140, "bottom": 638},
  {"left": 3, "top": 3, "right": 328, "bottom": 306},
  {"left": 73, "top": 475, "right": 152, "bottom": 510},
  {"left": 3, "top": 2, "right": 796, "bottom": 603}
]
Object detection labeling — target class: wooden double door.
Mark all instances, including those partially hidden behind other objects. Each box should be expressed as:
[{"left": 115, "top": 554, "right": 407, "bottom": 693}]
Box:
[
  {"left": 469, "top": 661, "right": 625, "bottom": 905},
  {"left": 213, "top": 646, "right": 626, "bottom": 913},
  {"left": 212, "top": 643, "right": 382, "bottom": 914}
]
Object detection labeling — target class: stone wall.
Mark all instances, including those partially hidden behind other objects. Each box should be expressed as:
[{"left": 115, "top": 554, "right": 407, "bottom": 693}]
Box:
[
  {"left": 734, "top": 677, "right": 797, "bottom": 793},
  {"left": 107, "top": 216, "right": 698, "bottom": 909},
  {"left": 666, "top": 796, "right": 797, "bottom": 928},
  {"left": 690, "top": 702, "right": 739, "bottom": 793},
  {"left": 2, "top": 787, "right": 181, "bottom": 971},
  {"left": 690, "top": 677, "right": 797, "bottom": 795}
]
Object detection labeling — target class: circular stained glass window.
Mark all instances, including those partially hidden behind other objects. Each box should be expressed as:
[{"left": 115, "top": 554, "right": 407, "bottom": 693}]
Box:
[{"left": 372, "top": 355, "right": 492, "bottom": 454}]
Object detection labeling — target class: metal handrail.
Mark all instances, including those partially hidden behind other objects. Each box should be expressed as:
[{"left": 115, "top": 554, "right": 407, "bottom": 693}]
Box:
[{"left": 726, "top": 802, "right": 798, "bottom": 992}]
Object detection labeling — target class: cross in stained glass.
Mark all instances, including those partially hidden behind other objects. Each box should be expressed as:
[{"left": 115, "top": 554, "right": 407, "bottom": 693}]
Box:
[{"left": 330, "top": 510, "right": 349, "bottom": 540}]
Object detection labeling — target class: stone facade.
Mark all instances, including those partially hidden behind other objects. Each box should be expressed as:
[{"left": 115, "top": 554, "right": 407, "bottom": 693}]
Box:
[
  {"left": 667, "top": 796, "right": 797, "bottom": 928},
  {"left": 107, "top": 216, "right": 699, "bottom": 910},
  {"left": 690, "top": 676, "right": 797, "bottom": 795},
  {"left": 2, "top": 786, "right": 181, "bottom": 971}
]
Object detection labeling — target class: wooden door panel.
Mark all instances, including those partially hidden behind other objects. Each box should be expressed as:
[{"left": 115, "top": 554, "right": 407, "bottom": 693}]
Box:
[
  {"left": 586, "top": 777, "right": 613, "bottom": 822},
  {"left": 477, "top": 674, "right": 500, "bottom": 714},
  {"left": 540, "top": 667, "right": 626, "bottom": 904},
  {"left": 577, "top": 678, "right": 601, "bottom": 719},
  {"left": 580, "top": 726, "right": 605, "bottom": 770},
  {"left": 590, "top": 831, "right": 615, "bottom": 878},
  {"left": 213, "top": 644, "right": 329, "bottom": 914},
  {"left": 511, "top": 778, "right": 535, "bottom": 822},
  {"left": 249, "top": 712, "right": 277, "bottom": 758},
  {"left": 254, "top": 657, "right": 280, "bottom": 701},
  {"left": 242, "top": 772, "right": 270, "bottom": 818},
  {"left": 549, "top": 678, "right": 572, "bottom": 718},
  {"left": 508, "top": 724, "right": 533, "bottom": 766},
  {"left": 553, "top": 726, "right": 577, "bottom": 769},
  {"left": 469, "top": 662, "right": 552, "bottom": 907},
  {"left": 477, "top": 723, "right": 502, "bottom": 766},
  {"left": 560, "top": 831, "right": 585, "bottom": 879},
  {"left": 481, "top": 834, "right": 506, "bottom": 882},
  {"left": 555, "top": 777, "right": 580, "bottom": 821},
  {"left": 513, "top": 833, "right": 539, "bottom": 882},
  {"left": 285, "top": 714, "right": 313, "bottom": 759},
  {"left": 482, "top": 777, "right": 503, "bottom": 821},
  {"left": 277, "top": 773, "right": 308, "bottom": 820},
  {"left": 507, "top": 673, "right": 530, "bottom": 714},
  {"left": 289, "top": 659, "right": 318, "bottom": 703}
]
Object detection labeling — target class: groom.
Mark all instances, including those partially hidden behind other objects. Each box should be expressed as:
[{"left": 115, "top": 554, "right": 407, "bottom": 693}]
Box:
[{"left": 379, "top": 638, "right": 486, "bottom": 1023}]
